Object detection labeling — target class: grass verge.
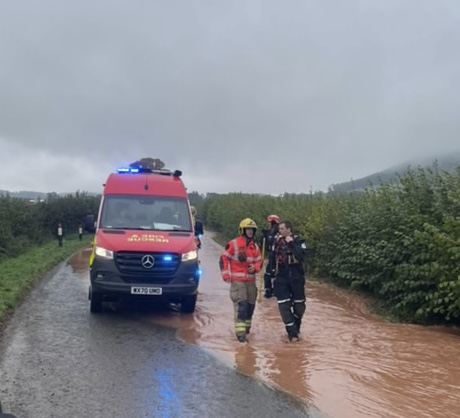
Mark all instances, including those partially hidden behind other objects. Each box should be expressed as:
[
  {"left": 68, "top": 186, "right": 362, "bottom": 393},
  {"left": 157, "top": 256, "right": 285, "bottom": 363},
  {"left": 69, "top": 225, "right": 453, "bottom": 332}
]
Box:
[{"left": 0, "top": 234, "right": 93, "bottom": 326}]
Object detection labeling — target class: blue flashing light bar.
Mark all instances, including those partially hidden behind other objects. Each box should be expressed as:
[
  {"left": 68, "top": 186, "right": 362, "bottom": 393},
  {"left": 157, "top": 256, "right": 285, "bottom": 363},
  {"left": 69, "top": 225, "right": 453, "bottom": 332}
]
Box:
[
  {"left": 163, "top": 255, "right": 173, "bottom": 262},
  {"left": 117, "top": 167, "right": 139, "bottom": 174}
]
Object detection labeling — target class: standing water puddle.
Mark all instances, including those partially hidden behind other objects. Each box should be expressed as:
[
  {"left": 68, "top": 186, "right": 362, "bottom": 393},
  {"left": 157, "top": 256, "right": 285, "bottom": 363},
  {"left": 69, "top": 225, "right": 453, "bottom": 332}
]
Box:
[{"left": 70, "top": 237, "right": 460, "bottom": 418}]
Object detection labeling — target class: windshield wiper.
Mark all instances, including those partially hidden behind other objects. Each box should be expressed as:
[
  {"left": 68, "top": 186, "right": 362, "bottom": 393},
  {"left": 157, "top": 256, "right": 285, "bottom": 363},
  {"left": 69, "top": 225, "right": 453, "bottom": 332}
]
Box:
[
  {"left": 103, "top": 226, "right": 141, "bottom": 230},
  {"left": 156, "top": 228, "right": 191, "bottom": 232}
]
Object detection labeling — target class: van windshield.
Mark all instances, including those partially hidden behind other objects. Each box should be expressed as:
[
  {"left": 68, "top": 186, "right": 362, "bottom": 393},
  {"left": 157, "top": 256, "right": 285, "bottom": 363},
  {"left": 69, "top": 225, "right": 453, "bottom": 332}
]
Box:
[{"left": 100, "top": 195, "right": 192, "bottom": 232}]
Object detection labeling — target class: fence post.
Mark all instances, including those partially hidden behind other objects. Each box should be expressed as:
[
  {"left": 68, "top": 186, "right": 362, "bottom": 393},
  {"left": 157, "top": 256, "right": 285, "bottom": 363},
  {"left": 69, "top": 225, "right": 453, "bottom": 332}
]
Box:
[
  {"left": 57, "top": 223, "right": 63, "bottom": 247},
  {"left": 78, "top": 224, "right": 83, "bottom": 241}
]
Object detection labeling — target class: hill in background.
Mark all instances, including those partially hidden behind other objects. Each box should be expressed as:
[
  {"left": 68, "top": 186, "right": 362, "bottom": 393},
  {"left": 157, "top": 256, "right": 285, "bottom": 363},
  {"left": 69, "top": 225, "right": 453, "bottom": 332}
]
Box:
[
  {"left": 329, "top": 150, "right": 460, "bottom": 194},
  {"left": 3, "top": 150, "right": 460, "bottom": 198}
]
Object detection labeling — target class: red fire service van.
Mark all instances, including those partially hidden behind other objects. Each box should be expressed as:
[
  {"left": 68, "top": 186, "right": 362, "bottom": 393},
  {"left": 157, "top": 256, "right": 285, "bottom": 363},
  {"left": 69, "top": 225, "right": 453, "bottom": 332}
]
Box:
[{"left": 88, "top": 166, "right": 201, "bottom": 313}]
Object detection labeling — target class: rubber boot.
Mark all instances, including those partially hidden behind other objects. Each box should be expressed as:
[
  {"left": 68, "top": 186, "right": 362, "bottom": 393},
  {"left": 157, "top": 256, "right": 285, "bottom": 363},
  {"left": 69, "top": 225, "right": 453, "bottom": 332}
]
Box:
[{"left": 294, "top": 315, "right": 302, "bottom": 333}]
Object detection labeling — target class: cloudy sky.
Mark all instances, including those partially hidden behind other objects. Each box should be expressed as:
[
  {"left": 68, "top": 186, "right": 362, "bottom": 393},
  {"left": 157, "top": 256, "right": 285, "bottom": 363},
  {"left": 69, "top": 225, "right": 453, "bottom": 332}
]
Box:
[{"left": 1, "top": 0, "right": 460, "bottom": 195}]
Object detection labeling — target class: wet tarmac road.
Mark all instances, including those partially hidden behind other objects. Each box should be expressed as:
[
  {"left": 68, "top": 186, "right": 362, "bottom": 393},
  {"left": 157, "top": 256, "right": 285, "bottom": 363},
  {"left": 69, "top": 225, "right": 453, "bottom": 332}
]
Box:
[{"left": 0, "top": 252, "right": 323, "bottom": 418}]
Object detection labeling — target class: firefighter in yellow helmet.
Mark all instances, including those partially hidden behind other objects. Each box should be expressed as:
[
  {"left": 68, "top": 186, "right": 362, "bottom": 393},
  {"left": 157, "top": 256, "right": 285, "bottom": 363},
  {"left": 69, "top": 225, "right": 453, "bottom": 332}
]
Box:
[{"left": 219, "top": 218, "right": 263, "bottom": 343}]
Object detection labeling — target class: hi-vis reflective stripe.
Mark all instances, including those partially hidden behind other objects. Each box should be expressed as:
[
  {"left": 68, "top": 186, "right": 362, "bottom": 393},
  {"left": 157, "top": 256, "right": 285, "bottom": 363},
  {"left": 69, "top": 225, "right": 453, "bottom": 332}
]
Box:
[
  {"left": 294, "top": 299, "right": 305, "bottom": 303},
  {"left": 246, "top": 255, "right": 261, "bottom": 262},
  {"left": 286, "top": 321, "right": 295, "bottom": 327},
  {"left": 228, "top": 239, "right": 240, "bottom": 261},
  {"left": 231, "top": 272, "right": 256, "bottom": 278},
  {"left": 278, "top": 298, "right": 291, "bottom": 304},
  {"left": 222, "top": 240, "right": 239, "bottom": 260},
  {"left": 235, "top": 321, "right": 246, "bottom": 333},
  {"left": 221, "top": 269, "right": 229, "bottom": 275}
]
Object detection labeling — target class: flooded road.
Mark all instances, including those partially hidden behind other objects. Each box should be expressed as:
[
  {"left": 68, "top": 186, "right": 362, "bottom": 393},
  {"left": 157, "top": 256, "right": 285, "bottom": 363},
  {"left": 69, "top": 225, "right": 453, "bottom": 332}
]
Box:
[
  {"left": 0, "top": 247, "right": 318, "bottom": 418},
  {"left": 145, "top": 232, "right": 460, "bottom": 418},
  {"left": 1, "top": 233, "right": 459, "bottom": 418}
]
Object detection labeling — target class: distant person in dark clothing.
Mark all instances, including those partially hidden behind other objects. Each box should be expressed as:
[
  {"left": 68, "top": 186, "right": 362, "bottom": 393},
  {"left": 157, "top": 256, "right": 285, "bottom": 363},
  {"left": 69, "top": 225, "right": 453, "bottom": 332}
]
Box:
[
  {"left": 191, "top": 206, "right": 204, "bottom": 249},
  {"left": 259, "top": 214, "right": 280, "bottom": 298}
]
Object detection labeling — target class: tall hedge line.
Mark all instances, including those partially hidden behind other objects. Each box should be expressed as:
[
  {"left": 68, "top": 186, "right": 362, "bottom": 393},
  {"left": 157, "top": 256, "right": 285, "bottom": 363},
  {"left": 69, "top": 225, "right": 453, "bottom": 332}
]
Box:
[
  {"left": 0, "top": 192, "right": 100, "bottom": 261},
  {"left": 197, "top": 165, "right": 460, "bottom": 325}
]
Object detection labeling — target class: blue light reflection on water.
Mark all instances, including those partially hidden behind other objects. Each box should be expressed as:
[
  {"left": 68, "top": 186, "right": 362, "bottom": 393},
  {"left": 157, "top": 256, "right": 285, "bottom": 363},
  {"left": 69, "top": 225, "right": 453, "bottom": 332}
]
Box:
[{"left": 147, "top": 363, "right": 183, "bottom": 418}]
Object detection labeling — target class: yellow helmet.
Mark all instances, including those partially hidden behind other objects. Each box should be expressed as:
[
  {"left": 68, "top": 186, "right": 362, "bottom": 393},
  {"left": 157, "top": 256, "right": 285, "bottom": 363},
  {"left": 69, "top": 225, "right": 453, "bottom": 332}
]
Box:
[{"left": 239, "top": 218, "right": 258, "bottom": 234}]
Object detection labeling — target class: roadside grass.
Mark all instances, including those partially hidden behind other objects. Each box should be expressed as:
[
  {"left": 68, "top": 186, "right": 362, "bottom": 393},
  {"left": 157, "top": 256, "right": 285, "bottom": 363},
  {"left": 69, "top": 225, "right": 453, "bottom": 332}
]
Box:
[{"left": 0, "top": 234, "right": 93, "bottom": 326}]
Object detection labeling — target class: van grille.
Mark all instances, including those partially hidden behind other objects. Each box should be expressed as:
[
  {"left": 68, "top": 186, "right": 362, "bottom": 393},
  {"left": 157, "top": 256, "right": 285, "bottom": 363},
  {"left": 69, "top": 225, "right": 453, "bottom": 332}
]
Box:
[{"left": 115, "top": 252, "right": 180, "bottom": 276}]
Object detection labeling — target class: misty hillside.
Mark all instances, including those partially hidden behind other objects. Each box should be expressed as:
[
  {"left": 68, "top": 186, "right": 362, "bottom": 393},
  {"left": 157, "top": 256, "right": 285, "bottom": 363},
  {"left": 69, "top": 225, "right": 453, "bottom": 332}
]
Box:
[{"left": 329, "top": 150, "right": 460, "bottom": 193}]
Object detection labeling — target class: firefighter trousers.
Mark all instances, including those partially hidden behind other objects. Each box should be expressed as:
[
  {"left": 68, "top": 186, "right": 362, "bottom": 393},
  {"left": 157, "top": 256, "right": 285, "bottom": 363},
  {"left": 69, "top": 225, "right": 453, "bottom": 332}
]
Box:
[
  {"left": 263, "top": 259, "right": 275, "bottom": 291},
  {"left": 273, "top": 271, "right": 306, "bottom": 338},
  {"left": 229, "top": 281, "right": 257, "bottom": 337}
]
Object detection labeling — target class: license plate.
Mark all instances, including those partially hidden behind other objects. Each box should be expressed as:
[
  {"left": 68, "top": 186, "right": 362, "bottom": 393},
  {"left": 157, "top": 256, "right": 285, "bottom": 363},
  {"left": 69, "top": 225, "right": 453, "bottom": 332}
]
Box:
[{"left": 130, "top": 287, "right": 162, "bottom": 295}]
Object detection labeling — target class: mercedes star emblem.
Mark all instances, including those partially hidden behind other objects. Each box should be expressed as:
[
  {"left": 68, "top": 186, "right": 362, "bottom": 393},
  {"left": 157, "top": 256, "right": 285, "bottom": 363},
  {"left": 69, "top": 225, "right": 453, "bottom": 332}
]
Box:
[{"left": 141, "top": 254, "right": 155, "bottom": 269}]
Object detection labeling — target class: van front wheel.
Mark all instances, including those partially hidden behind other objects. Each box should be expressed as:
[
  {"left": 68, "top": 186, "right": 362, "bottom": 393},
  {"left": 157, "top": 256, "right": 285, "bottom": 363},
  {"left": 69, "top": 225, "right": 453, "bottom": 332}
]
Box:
[
  {"left": 90, "top": 288, "right": 103, "bottom": 313},
  {"left": 180, "top": 294, "right": 197, "bottom": 313}
]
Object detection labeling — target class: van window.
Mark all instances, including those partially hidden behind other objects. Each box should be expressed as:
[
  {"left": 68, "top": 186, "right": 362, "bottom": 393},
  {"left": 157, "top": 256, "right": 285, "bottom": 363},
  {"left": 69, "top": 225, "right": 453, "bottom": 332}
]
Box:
[{"left": 100, "top": 195, "right": 192, "bottom": 231}]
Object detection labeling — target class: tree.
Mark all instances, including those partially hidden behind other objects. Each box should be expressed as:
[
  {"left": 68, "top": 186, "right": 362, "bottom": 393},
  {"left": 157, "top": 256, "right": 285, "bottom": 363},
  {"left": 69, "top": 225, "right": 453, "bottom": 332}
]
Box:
[
  {"left": 130, "top": 157, "right": 166, "bottom": 170},
  {"left": 188, "top": 191, "right": 204, "bottom": 205}
]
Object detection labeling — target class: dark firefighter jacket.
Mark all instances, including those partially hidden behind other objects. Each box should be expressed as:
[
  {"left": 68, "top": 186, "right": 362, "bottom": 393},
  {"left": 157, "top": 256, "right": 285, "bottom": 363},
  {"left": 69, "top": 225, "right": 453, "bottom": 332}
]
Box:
[{"left": 274, "top": 235, "right": 307, "bottom": 275}]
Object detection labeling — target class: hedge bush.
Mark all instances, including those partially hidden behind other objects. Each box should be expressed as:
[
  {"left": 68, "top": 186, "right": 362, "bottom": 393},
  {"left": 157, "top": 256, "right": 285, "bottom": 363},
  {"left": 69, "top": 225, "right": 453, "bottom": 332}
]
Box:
[{"left": 197, "top": 165, "right": 460, "bottom": 325}]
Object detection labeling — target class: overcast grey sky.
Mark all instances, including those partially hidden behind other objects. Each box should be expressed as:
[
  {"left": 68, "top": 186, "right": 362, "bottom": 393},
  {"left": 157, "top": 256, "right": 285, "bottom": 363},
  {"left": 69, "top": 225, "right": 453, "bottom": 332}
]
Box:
[{"left": 1, "top": 0, "right": 460, "bottom": 195}]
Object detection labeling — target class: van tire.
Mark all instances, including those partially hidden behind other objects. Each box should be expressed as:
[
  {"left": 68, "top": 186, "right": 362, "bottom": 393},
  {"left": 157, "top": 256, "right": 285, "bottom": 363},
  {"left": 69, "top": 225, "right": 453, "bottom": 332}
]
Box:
[
  {"left": 180, "top": 294, "right": 197, "bottom": 313},
  {"left": 90, "top": 289, "right": 103, "bottom": 313}
]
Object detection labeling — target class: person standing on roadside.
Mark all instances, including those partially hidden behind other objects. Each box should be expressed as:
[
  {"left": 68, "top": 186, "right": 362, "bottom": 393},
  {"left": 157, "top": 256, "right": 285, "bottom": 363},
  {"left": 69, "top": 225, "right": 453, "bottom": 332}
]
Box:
[
  {"left": 273, "top": 221, "right": 307, "bottom": 342},
  {"left": 219, "top": 218, "right": 263, "bottom": 343},
  {"left": 190, "top": 206, "right": 204, "bottom": 249}
]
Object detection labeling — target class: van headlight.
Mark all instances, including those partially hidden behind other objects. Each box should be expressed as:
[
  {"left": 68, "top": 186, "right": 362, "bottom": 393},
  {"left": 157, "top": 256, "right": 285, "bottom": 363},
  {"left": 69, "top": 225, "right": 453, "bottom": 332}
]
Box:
[
  {"left": 181, "top": 250, "right": 197, "bottom": 261},
  {"left": 95, "top": 246, "right": 114, "bottom": 259}
]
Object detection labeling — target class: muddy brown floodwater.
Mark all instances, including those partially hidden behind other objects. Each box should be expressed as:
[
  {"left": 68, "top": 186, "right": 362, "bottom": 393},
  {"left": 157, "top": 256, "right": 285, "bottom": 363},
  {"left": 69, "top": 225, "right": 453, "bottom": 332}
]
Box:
[{"left": 71, "top": 233, "right": 460, "bottom": 418}]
